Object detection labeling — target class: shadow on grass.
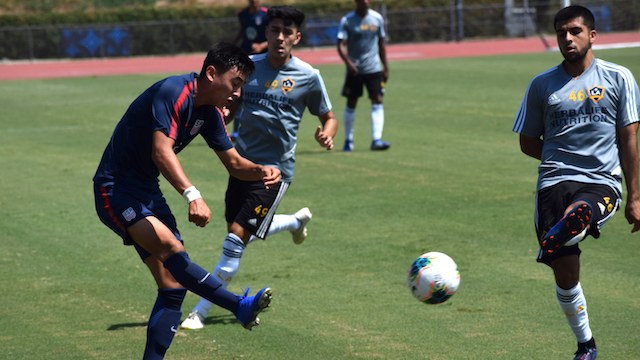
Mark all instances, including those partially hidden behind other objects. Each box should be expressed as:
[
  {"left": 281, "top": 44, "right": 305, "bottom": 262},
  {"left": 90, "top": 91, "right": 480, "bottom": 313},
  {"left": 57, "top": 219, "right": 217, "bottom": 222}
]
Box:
[{"left": 106, "top": 314, "right": 237, "bottom": 331}]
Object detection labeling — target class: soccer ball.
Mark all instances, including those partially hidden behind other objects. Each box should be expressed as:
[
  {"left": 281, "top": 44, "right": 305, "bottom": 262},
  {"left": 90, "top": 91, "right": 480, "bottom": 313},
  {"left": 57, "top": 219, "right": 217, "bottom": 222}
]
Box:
[{"left": 408, "top": 252, "right": 460, "bottom": 304}]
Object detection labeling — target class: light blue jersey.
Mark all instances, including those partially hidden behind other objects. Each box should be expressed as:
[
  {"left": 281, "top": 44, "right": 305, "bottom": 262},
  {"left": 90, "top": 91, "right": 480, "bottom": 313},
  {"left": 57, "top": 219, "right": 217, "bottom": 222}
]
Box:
[
  {"left": 337, "top": 9, "right": 385, "bottom": 75},
  {"left": 513, "top": 58, "right": 640, "bottom": 197},
  {"left": 235, "top": 54, "right": 332, "bottom": 182}
]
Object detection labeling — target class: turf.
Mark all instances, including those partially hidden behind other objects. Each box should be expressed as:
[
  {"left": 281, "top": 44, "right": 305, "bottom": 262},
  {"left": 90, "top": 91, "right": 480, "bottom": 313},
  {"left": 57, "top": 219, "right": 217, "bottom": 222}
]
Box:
[{"left": 1, "top": 47, "right": 640, "bottom": 359}]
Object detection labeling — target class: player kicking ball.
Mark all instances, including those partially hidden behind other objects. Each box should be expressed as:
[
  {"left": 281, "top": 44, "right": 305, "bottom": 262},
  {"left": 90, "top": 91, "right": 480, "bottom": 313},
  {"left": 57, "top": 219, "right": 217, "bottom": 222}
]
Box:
[
  {"left": 513, "top": 6, "right": 640, "bottom": 360},
  {"left": 181, "top": 5, "right": 337, "bottom": 330},
  {"left": 93, "top": 42, "right": 280, "bottom": 359}
]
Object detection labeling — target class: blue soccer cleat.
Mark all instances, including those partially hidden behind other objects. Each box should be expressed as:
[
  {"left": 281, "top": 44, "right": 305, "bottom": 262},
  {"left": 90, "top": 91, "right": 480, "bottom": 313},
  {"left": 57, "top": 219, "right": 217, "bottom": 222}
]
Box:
[
  {"left": 573, "top": 344, "right": 597, "bottom": 360},
  {"left": 541, "top": 203, "right": 592, "bottom": 255},
  {"left": 370, "top": 139, "right": 390, "bottom": 150},
  {"left": 236, "top": 287, "right": 272, "bottom": 330},
  {"left": 343, "top": 139, "right": 354, "bottom": 152}
]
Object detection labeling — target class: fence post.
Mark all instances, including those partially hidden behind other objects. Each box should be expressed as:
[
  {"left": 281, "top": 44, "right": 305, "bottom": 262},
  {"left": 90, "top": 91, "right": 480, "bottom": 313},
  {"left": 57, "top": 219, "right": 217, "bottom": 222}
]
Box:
[
  {"left": 28, "top": 27, "right": 35, "bottom": 61},
  {"left": 456, "top": 0, "right": 464, "bottom": 41},
  {"left": 170, "top": 23, "right": 174, "bottom": 55}
]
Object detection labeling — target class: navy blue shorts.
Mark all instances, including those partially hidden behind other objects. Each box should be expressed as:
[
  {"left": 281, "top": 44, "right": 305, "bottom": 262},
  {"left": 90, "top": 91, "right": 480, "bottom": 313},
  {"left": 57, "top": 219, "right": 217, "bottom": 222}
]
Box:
[
  {"left": 94, "top": 181, "right": 182, "bottom": 260},
  {"left": 535, "top": 181, "right": 620, "bottom": 266},
  {"left": 341, "top": 71, "right": 385, "bottom": 99}
]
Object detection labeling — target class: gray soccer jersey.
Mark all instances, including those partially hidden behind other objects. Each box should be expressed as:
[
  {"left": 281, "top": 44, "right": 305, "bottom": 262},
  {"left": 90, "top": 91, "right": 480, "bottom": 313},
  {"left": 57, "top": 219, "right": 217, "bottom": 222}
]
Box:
[
  {"left": 513, "top": 58, "right": 640, "bottom": 197},
  {"left": 235, "top": 54, "right": 332, "bottom": 182},
  {"left": 337, "top": 9, "right": 386, "bottom": 75}
]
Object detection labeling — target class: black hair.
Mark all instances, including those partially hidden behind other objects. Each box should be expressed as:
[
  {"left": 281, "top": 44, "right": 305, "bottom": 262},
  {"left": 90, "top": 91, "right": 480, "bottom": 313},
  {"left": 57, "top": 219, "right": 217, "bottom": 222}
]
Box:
[
  {"left": 266, "top": 5, "right": 305, "bottom": 29},
  {"left": 554, "top": 5, "right": 595, "bottom": 30},
  {"left": 200, "top": 42, "right": 255, "bottom": 78}
]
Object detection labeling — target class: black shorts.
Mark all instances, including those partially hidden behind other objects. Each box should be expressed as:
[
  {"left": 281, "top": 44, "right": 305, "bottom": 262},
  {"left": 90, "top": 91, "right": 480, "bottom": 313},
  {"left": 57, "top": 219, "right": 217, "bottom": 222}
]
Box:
[
  {"left": 535, "top": 181, "right": 620, "bottom": 266},
  {"left": 341, "top": 71, "right": 385, "bottom": 99},
  {"left": 225, "top": 176, "right": 289, "bottom": 239}
]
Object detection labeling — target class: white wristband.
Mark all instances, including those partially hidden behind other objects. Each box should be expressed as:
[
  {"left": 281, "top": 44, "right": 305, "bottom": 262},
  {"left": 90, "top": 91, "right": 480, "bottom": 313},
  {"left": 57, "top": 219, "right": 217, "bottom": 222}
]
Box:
[{"left": 182, "top": 186, "right": 202, "bottom": 203}]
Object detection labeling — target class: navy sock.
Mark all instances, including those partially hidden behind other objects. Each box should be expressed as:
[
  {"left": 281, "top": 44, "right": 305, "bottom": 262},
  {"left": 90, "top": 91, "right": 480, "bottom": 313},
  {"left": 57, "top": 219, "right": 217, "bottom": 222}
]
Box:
[
  {"left": 143, "top": 288, "right": 186, "bottom": 360},
  {"left": 163, "top": 252, "right": 239, "bottom": 313}
]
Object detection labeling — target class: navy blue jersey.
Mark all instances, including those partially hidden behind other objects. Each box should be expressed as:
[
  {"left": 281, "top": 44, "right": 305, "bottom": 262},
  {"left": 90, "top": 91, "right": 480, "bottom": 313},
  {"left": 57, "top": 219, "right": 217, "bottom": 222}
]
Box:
[
  {"left": 238, "top": 6, "right": 268, "bottom": 55},
  {"left": 94, "top": 72, "right": 233, "bottom": 189}
]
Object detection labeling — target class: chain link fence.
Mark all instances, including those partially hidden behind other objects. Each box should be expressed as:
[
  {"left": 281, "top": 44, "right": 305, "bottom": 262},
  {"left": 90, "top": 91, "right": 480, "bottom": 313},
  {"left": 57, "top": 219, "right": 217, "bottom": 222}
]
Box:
[{"left": 1, "top": 0, "right": 638, "bottom": 61}]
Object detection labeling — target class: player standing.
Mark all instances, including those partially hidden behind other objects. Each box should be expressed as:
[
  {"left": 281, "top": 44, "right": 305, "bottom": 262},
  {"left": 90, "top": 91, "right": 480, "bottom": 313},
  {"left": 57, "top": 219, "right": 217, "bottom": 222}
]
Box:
[
  {"left": 337, "top": 0, "right": 390, "bottom": 151},
  {"left": 181, "top": 5, "right": 337, "bottom": 330},
  {"left": 93, "top": 42, "right": 281, "bottom": 359},
  {"left": 513, "top": 6, "right": 640, "bottom": 360},
  {"left": 230, "top": 0, "right": 269, "bottom": 140}
]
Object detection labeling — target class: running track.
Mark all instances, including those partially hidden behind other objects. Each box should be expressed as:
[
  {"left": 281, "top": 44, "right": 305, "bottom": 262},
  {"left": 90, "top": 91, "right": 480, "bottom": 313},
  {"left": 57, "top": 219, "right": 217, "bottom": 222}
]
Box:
[{"left": 0, "top": 31, "right": 638, "bottom": 81}]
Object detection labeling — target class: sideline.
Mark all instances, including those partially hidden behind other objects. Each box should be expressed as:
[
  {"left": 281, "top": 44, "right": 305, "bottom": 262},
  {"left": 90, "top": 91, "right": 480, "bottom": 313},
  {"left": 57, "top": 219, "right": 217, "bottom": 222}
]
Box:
[{"left": 0, "top": 31, "right": 638, "bottom": 81}]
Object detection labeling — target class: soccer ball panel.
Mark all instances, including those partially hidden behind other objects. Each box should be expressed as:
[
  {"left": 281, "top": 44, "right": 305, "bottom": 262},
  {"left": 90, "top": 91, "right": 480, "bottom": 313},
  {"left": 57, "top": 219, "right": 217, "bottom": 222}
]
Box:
[{"left": 408, "top": 252, "right": 460, "bottom": 304}]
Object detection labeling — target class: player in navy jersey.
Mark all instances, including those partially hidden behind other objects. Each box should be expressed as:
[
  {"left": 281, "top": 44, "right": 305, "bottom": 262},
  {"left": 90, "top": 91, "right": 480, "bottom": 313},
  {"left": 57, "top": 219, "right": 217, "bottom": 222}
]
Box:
[
  {"left": 513, "top": 6, "right": 640, "bottom": 360},
  {"left": 230, "top": 0, "right": 269, "bottom": 141},
  {"left": 337, "top": 0, "right": 390, "bottom": 151},
  {"left": 233, "top": 0, "right": 268, "bottom": 56},
  {"left": 181, "top": 5, "right": 337, "bottom": 330},
  {"left": 93, "top": 42, "right": 281, "bottom": 360}
]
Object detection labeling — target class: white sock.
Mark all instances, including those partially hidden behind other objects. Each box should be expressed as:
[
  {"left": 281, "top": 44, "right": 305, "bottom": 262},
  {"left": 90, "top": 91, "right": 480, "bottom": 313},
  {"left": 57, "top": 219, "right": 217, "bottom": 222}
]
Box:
[
  {"left": 557, "top": 282, "right": 592, "bottom": 343},
  {"left": 344, "top": 106, "right": 356, "bottom": 141},
  {"left": 192, "top": 233, "right": 246, "bottom": 317},
  {"left": 371, "top": 103, "right": 384, "bottom": 141},
  {"left": 248, "top": 214, "right": 301, "bottom": 243}
]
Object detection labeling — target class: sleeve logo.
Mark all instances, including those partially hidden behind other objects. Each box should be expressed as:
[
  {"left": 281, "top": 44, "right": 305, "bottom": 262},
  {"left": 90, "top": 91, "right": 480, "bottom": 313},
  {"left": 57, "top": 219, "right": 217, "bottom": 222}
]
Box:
[{"left": 588, "top": 85, "right": 605, "bottom": 103}]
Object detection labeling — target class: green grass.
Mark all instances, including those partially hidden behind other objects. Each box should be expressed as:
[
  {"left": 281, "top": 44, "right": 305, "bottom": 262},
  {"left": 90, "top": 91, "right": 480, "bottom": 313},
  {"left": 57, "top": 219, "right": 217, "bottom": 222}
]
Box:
[{"left": 1, "top": 47, "right": 640, "bottom": 359}]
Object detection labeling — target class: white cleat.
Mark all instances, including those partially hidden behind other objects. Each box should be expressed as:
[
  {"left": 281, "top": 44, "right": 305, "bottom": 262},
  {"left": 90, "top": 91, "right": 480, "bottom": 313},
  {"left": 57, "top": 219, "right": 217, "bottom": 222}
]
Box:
[
  {"left": 180, "top": 310, "right": 205, "bottom": 330},
  {"left": 291, "top": 207, "right": 312, "bottom": 244}
]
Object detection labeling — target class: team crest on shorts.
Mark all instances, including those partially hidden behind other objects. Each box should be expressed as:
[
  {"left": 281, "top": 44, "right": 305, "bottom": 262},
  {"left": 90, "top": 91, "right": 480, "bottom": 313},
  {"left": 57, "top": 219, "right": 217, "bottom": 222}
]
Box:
[
  {"left": 588, "top": 85, "right": 605, "bottom": 103},
  {"left": 122, "top": 207, "right": 137, "bottom": 222},
  {"left": 281, "top": 77, "right": 295, "bottom": 93}
]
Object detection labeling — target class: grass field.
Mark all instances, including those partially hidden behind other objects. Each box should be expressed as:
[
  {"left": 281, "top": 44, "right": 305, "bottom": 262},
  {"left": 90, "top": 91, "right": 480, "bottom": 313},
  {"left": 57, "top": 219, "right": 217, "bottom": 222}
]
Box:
[{"left": 1, "top": 47, "right": 640, "bottom": 360}]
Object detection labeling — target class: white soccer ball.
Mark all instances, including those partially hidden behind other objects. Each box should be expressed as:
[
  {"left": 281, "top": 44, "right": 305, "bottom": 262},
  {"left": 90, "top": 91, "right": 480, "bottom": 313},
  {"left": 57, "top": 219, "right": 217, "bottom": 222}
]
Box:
[{"left": 408, "top": 252, "right": 460, "bottom": 304}]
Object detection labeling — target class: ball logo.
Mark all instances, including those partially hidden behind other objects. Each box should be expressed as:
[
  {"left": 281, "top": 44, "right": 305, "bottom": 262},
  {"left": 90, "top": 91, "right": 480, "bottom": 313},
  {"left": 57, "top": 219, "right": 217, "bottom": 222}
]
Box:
[
  {"left": 245, "top": 26, "right": 258, "bottom": 41},
  {"left": 588, "top": 85, "right": 605, "bottom": 103}
]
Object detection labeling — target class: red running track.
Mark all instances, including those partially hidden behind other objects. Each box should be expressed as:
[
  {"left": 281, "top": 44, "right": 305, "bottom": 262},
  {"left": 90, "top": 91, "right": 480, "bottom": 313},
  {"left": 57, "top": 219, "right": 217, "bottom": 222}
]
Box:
[{"left": 0, "top": 31, "right": 638, "bottom": 81}]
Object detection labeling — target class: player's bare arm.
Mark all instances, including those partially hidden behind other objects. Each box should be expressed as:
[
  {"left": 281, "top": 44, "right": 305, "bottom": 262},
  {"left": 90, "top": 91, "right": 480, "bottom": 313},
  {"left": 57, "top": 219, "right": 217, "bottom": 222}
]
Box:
[
  {"left": 215, "top": 147, "right": 282, "bottom": 186},
  {"left": 618, "top": 122, "right": 640, "bottom": 232},
  {"left": 315, "top": 110, "right": 338, "bottom": 151},
  {"left": 151, "top": 130, "right": 211, "bottom": 227},
  {"left": 378, "top": 37, "right": 389, "bottom": 82},
  {"left": 337, "top": 39, "right": 358, "bottom": 76},
  {"left": 519, "top": 134, "right": 543, "bottom": 160}
]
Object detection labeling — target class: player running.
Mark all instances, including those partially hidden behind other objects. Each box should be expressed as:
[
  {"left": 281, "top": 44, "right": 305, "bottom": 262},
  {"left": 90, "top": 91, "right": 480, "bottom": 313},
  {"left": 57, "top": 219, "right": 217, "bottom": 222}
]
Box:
[{"left": 181, "top": 5, "right": 337, "bottom": 330}]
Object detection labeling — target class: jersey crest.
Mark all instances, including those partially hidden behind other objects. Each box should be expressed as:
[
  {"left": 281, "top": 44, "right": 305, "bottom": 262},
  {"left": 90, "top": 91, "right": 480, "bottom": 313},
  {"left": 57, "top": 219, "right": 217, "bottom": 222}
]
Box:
[
  {"left": 588, "top": 85, "right": 605, "bottom": 103},
  {"left": 281, "top": 77, "right": 295, "bottom": 93}
]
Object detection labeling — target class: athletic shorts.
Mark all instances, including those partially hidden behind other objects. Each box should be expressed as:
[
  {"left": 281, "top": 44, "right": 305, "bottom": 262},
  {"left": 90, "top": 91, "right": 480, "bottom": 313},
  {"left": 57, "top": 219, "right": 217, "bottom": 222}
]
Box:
[
  {"left": 94, "top": 181, "right": 182, "bottom": 261},
  {"left": 225, "top": 176, "right": 289, "bottom": 239},
  {"left": 535, "top": 180, "right": 620, "bottom": 266},
  {"left": 341, "top": 71, "right": 385, "bottom": 99}
]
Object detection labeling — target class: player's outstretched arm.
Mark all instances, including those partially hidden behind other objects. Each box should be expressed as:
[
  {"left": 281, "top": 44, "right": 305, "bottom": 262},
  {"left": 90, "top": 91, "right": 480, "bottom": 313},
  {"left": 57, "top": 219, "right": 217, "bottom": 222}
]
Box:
[
  {"left": 315, "top": 110, "right": 338, "bottom": 151},
  {"left": 151, "top": 130, "right": 211, "bottom": 227},
  {"left": 618, "top": 122, "right": 640, "bottom": 232},
  {"left": 215, "top": 147, "right": 282, "bottom": 186}
]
